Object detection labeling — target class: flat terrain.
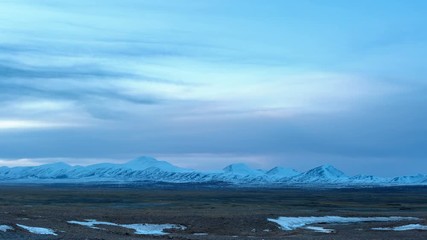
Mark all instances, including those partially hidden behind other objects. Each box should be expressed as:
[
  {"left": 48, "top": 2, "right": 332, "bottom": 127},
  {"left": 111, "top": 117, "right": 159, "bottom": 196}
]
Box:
[{"left": 0, "top": 184, "right": 426, "bottom": 239}]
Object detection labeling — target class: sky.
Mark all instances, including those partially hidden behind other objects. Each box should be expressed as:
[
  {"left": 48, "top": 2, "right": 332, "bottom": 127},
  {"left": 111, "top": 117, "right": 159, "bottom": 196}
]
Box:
[{"left": 0, "top": 0, "right": 426, "bottom": 176}]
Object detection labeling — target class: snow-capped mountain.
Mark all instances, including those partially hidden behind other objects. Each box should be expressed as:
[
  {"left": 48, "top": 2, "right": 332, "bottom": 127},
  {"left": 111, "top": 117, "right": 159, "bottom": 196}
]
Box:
[
  {"left": 389, "top": 174, "right": 427, "bottom": 184},
  {"left": 349, "top": 174, "right": 391, "bottom": 184},
  {"left": 266, "top": 167, "right": 300, "bottom": 178},
  {"left": 223, "top": 163, "right": 265, "bottom": 176},
  {"left": 289, "top": 164, "right": 347, "bottom": 183},
  {"left": 0, "top": 157, "right": 425, "bottom": 187},
  {"left": 122, "top": 156, "right": 191, "bottom": 172}
]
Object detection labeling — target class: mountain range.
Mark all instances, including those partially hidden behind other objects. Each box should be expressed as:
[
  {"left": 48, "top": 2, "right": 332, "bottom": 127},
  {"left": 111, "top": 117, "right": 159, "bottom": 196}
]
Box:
[{"left": 0, "top": 156, "right": 425, "bottom": 187}]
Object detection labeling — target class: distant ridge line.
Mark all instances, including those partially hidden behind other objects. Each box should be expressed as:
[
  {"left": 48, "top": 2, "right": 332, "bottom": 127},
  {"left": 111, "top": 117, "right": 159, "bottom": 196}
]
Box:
[{"left": 0, "top": 156, "right": 426, "bottom": 187}]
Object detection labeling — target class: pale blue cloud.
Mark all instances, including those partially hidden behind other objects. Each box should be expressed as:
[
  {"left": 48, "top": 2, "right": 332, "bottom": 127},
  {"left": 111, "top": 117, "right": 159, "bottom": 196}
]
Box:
[{"left": 0, "top": 0, "right": 426, "bottom": 176}]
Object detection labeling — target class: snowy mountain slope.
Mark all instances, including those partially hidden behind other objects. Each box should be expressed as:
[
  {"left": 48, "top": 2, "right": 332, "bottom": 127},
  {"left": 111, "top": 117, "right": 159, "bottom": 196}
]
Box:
[
  {"left": 222, "top": 163, "right": 265, "bottom": 176},
  {"left": 0, "top": 162, "right": 74, "bottom": 179},
  {"left": 122, "top": 156, "right": 191, "bottom": 172},
  {"left": 266, "top": 167, "right": 300, "bottom": 178},
  {"left": 349, "top": 174, "right": 391, "bottom": 184},
  {"left": 289, "top": 165, "right": 348, "bottom": 183},
  {"left": 389, "top": 174, "right": 427, "bottom": 184},
  {"left": 0, "top": 157, "right": 190, "bottom": 181},
  {"left": 0, "top": 157, "right": 425, "bottom": 186}
]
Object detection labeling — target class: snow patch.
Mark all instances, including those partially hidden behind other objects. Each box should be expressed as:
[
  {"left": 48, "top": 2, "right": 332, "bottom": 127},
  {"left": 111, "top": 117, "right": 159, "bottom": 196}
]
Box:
[
  {"left": 268, "top": 216, "right": 419, "bottom": 231},
  {"left": 16, "top": 224, "right": 57, "bottom": 235},
  {"left": 68, "top": 219, "right": 185, "bottom": 235},
  {"left": 305, "top": 226, "right": 335, "bottom": 233},
  {"left": 372, "top": 224, "right": 427, "bottom": 231},
  {"left": 121, "top": 223, "right": 186, "bottom": 235},
  {"left": 67, "top": 219, "right": 117, "bottom": 229},
  {"left": 0, "top": 225, "right": 13, "bottom": 232}
]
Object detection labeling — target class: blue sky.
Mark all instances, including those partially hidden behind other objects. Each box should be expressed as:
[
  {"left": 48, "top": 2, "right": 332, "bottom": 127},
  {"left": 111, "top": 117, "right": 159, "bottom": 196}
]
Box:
[{"left": 0, "top": 0, "right": 426, "bottom": 176}]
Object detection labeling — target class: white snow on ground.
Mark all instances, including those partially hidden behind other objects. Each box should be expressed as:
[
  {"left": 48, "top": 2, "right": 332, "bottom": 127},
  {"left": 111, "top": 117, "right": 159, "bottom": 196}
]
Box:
[
  {"left": 305, "top": 226, "right": 335, "bottom": 233},
  {"left": 16, "top": 224, "right": 57, "bottom": 235},
  {"left": 0, "top": 225, "right": 14, "bottom": 232},
  {"left": 68, "top": 219, "right": 186, "bottom": 235},
  {"left": 268, "top": 216, "right": 419, "bottom": 233},
  {"left": 372, "top": 224, "right": 427, "bottom": 231},
  {"left": 121, "top": 223, "right": 186, "bottom": 235},
  {"left": 67, "top": 219, "right": 118, "bottom": 229}
]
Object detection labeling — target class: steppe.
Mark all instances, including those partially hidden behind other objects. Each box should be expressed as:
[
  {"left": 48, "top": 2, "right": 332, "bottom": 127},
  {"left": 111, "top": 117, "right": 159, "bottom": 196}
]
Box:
[{"left": 0, "top": 184, "right": 426, "bottom": 239}]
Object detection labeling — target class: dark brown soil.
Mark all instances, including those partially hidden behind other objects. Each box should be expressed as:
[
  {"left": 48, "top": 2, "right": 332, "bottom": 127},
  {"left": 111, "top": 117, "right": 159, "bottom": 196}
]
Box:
[{"left": 0, "top": 185, "right": 426, "bottom": 239}]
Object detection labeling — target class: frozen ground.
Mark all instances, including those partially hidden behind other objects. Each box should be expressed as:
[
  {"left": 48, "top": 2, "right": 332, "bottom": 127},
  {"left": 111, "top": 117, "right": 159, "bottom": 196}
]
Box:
[
  {"left": 372, "top": 224, "right": 427, "bottom": 231},
  {"left": 0, "top": 225, "right": 13, "bottom": 232},
  {"left": 304, "top": 226, "right": 335, "bottom": 233},
  {"left": 268, "top": 216, "right": 419, "bottom": 233},
  {"left": 68, "top": 219, "right": 186, "bottom": 235},
  {"left": 0, "top": 185, "right": 426, "bottom": 239},
  {"left": 16, "top": 224, "right": 57, "bottom": 235}
]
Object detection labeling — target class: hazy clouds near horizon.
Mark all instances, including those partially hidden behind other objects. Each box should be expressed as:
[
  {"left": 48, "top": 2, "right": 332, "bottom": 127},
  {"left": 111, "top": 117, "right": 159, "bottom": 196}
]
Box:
[{"left": 0, "top": 0, "right": 426, "bottom": 176}]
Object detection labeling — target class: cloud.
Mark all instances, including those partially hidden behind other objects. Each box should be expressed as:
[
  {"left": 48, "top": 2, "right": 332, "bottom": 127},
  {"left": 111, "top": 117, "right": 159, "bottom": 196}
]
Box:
[
  {"left": 0, "top": 62, "right": 135, "bottom": 80},
  {"left": 0, "top": 158, "right": 41, "bottom": 167},
  {"left": 0, "top": 157, "right": 118, "bottom": 167},
  {"left": 0, "top": 119, "right": 81, "bottom": 130},
  {"left": 0, "top": 0, "right": 426, "bottom": 176}
]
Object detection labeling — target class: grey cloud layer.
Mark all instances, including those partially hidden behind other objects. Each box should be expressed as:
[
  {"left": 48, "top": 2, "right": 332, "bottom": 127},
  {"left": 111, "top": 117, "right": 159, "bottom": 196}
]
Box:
[{"left": 0, "top": 0, "right": 426, "bottom": 176}]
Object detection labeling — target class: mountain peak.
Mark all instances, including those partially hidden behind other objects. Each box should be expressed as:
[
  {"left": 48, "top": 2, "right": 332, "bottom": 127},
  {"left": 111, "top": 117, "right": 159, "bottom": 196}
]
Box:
[
  {"left": 290, "top": 164, "right": 346, "bottom": 182},
  {"left": 308, "top": 164, "right": 345, "bottom": 178},
  {"left": 223, "top": 163, "right": 263, "bottom": 175},
  {"left": 124, "top": 156, "right": 190, "bottom": 172},
  {"left": 38, "top": 162, "right": 71, "bottom": 169},
  {"left": 319, "top": 164, "right": 335, "bottom": 170},
  {"left": 223, "top": 163, "right": 250, "bottom": 171},
  {"left": 126, "top": 156, "right": 159, "bottom": 165},
  {"left": 267, "top": 167, "right": 299, "bottom": 177}
]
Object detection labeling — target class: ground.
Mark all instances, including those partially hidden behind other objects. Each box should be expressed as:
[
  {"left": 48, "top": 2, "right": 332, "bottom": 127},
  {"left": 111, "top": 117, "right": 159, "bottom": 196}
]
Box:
[{"left": 0, "top": 184, "right": 426, "bottom": 239}]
